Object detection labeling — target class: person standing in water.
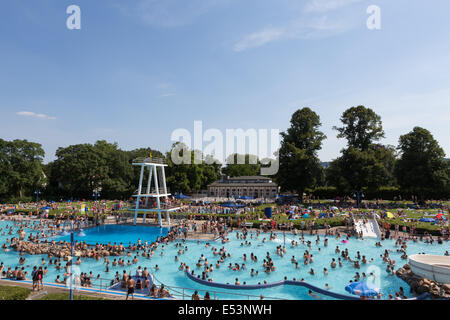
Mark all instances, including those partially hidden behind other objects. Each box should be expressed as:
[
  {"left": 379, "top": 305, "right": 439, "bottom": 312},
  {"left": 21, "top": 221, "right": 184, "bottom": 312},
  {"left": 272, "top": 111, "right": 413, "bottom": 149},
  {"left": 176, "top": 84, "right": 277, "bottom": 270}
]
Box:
[{"left": 126, "top": 276, "right": 135, "bottom": 300}]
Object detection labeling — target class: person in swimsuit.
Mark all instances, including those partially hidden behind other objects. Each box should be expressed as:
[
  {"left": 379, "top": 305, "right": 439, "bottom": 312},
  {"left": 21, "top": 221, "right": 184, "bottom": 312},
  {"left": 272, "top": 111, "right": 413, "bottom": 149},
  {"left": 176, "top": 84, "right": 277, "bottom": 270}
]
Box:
[{"left": 126, "top": 277, "right": 135, "bottom": 300}]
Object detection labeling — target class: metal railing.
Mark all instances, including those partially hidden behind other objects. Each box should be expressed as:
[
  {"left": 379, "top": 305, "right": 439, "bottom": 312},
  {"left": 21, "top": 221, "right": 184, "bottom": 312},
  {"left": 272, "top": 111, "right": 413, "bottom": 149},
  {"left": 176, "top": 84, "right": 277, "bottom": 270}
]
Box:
[
  {"left": 132, "top": 187, "right": 171, "bottom": 195},
  {"left": 148, "top": 268, "right": 286, "bottom": 300},
  {"left": 61, "top": 268, "right": 285, "bottom": 300},
  {"left": 132, "top": 157, "right": 167, "bottom": 165}
]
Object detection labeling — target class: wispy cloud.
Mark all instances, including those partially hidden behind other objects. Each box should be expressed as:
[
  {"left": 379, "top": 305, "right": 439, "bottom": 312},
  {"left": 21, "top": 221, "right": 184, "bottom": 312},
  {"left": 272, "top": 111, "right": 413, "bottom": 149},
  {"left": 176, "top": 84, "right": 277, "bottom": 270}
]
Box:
[
  {"left": 156, "top": 82, "right": 176, "bottom": 98},
  {"left": 16, "top": 111, "right": 56, "bottom": 120},
  {"left": 159, "top": 93, "right": 176, "bottom": 98},
  {"left": 233, "top": 15, "right": 354, "bottom": 52},
  {"left": 233, "top": 0, "right": 363, "bottom": 52},
  {"left": 233, "top": 26, "right": 285, "bottom": 52}
]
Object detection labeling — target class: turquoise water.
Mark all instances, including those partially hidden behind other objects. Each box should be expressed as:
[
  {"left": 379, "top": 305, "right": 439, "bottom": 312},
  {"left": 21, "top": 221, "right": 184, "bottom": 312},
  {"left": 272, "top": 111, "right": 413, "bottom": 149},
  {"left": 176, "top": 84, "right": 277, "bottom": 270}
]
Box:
[
  {"left": 55, "top": 224, "right": 169, "bottom": 245},
  {"left": 1, "top": 220, "right": 448, "bottom": 300}
]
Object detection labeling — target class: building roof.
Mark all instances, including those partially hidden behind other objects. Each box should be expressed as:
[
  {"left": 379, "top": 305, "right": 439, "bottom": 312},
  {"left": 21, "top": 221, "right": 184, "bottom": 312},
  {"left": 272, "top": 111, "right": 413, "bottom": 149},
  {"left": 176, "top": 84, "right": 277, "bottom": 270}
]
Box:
[
  {"left": 227, "top": 176, "right": 271, "bottom": 181},
  {"left": 208, "top": 182, "right": 278, "bottom": 187},
  {"left": 208, "top": 175, "right": 278, "bottom": 188}
]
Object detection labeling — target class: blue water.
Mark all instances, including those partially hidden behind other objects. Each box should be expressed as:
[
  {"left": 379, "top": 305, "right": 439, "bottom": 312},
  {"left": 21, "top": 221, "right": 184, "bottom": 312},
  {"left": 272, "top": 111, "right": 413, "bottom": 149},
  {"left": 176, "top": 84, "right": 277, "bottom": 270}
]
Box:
[
  {"left": 1, "top": 220, "right": 448, "bottom": 300},
  {"left": 55, "top": 224, "right": 169, "bottom": 245}
]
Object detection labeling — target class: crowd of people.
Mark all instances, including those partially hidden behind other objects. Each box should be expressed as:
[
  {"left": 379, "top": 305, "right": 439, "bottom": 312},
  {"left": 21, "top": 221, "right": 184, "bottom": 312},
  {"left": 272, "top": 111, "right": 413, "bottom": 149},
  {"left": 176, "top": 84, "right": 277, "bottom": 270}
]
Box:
[{"left": 0, "top": 200, "right": 449, "bottom": 300}]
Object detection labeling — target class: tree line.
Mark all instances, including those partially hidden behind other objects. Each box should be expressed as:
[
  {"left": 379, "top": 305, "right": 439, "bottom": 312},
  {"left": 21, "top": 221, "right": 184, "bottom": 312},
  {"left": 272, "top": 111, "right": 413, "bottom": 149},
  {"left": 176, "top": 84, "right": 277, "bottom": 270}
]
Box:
[
  {"left": 0, "top": 105, "right": 449, "bottom": 202},
  {"left": 277, "top": 106, "right": 450, "bottom": 201},
  {"left": 0, "top": 140, "right": 222, "bottom": 202}
]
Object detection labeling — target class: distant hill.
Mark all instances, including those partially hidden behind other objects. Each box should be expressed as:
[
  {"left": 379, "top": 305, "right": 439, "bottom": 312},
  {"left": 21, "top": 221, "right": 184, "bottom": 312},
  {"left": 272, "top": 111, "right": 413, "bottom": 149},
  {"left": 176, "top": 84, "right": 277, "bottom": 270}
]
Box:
[{"left": 321, "top": 162, "right": 331, "bottom": 168}]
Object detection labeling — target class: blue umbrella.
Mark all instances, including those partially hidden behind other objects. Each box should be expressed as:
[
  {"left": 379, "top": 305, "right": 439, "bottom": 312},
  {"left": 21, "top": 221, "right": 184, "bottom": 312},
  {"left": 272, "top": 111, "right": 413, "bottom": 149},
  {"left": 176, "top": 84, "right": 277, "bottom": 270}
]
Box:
[
  {"left": 234, "top": 195, "right": 254, "bottom": 200},
  {"left": 419, "top": 218, "right": 435, "bottom": 223},
  {"left": 220, "top": 202, "right": 245, "bottom": 208},
  {"left": 40, "top": 206, "right": 52, "bottom": 210},
  {"left": 302, "top": 214, "right": 309, "bottom": 218},
  {"left": 174, "top": 193, "right": 190, "bottom": 199},
  {"left": 345, "top": 281, "right": 380, "bottom": 297}
]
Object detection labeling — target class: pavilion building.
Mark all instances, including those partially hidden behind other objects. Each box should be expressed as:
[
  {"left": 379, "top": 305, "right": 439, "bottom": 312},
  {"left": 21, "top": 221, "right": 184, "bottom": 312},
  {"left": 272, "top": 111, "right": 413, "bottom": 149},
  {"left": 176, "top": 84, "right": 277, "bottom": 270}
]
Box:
[{"left": 207, "top": 176, "right": 279, "bottom": 198}]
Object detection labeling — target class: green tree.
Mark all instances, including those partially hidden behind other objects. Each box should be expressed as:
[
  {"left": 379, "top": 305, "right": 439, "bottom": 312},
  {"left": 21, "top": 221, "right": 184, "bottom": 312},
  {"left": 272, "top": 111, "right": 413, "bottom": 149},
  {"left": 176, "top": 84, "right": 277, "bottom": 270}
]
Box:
[
  {"left": 50, "top": 143, "right": 105, "bottom": 199},
  {"left": 94, "top": 141, "right": 134, "bottom": 199},
  {"left": 126, "top": 147, "right": 165, "bottom": 198},
  {"left": 222, "top": 154, "right": 260, "bottom": 177},
  {"left": 0, "top": 139, "right": 11, "bottom": 199},
  {"left": 166, "top": 143, "right": 220, "bottom": 194},
  {"left": 326, "top": 144, "right": 396, "bottom": 194},
  {"left": 48, "top": 142, "right": 169, "bottom": 200},
  {"left": 1, "top": 139, "right": 45, "bottom": 199},
  {"left": 395, "top": 127, "right": 448, "bottom": 199},
  {"left": 327, "top": 107, "right": 395, "bottom": 196},
  {"left": 277, "top": 107, "right": 326, "bottom": 200},
  {"left": 333, "top": 105, "right": 384, "bottom": 151}
]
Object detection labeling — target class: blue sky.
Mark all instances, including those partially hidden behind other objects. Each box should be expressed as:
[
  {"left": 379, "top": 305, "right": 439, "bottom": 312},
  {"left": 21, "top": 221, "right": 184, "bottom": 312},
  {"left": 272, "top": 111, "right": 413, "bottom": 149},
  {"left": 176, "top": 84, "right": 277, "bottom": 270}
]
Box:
[{"left": 1, "top": 0, "right": 449, "bottom": 163}]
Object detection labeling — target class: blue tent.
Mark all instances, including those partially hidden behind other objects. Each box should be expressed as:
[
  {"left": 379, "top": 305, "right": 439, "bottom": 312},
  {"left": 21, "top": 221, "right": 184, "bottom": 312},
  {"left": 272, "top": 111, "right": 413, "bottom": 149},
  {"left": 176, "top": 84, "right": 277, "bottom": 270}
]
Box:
[
  {"left": 174, "top": 193, "right": 190, "bottom": 199},
  {"left": 419, "top": 218, "right": 435, "bottom": 223},
  {"left": 220, "top": 202, "right": 245, "bottom": 208},
  {"left": 40, "top": 206, "right": 52, "bottom": 210},
  {"left": 302, "top": 214, "right": 309, "bottom": 219},
  {"left": 345, "top": 281, "right": 380, "bottom": 297}
]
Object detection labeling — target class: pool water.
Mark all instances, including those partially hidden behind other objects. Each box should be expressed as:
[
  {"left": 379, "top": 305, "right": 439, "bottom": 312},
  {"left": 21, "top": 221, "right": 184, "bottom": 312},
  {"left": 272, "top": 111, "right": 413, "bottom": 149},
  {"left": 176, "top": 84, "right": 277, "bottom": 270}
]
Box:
[
  {"left": 0, "top": 220, "right": 448, "bottom": 300},
  {"left": 55, "top": 224, "right": 169, "bottom": 245}
]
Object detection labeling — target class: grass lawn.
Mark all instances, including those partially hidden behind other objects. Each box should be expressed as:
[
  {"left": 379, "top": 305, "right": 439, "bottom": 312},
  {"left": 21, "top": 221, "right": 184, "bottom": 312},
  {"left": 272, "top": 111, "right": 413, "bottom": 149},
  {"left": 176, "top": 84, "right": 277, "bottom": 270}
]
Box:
[
  {"left": 39, "top": 293, "right": 109, "bottom": 300},
  {"left": 0, "top": 285, "right": 31, "bottom": 300},
  {"left": 3, "top": 199, "right": 447, "bottom": 235}
]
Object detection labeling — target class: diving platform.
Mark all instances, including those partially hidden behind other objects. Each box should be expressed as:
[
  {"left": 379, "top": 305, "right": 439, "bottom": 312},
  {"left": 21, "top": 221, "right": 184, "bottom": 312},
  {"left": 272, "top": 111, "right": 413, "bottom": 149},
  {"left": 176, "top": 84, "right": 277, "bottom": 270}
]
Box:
[{"left": 131, "top": 156, "right": 180, "bottom": 227}]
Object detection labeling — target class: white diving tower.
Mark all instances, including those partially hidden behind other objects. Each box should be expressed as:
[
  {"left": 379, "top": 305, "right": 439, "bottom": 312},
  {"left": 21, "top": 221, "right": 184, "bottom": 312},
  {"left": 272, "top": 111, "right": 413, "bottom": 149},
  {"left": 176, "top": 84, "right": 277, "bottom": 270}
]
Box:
[{"left": 132, "top": 157, "right": 179, "bottom": 227}]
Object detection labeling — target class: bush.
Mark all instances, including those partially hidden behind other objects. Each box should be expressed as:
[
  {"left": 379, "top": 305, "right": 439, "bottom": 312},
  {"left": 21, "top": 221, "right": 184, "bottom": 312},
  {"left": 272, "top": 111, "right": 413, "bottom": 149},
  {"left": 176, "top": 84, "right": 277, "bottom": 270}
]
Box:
[
  {"left": 0, "top": 286, "right": 31, "bottom": 300},
  {"left": 311, "top": 186, "right": 338, "bottom": 199}
]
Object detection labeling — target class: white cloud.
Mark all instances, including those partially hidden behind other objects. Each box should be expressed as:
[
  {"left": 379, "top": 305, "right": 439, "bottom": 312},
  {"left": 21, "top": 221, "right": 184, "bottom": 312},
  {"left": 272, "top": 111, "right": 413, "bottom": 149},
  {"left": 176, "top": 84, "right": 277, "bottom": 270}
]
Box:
[
  {"left": 233, "top": 26, "right": 285, "bottom": 52},
  {"left": 159, "top": 93, "right": 176, "bottom": 98},
  {"left": 16, "top": 111, "right": 56, "bottom": 120},
  {"left": 156, "top": 82, "right": 176, "bottom": 98},
  {"left": 233, "top": 15, "right": 354, "bottom": 52},
  {"left": 232, "top": 0, "right": 363, "bottom": 52}
]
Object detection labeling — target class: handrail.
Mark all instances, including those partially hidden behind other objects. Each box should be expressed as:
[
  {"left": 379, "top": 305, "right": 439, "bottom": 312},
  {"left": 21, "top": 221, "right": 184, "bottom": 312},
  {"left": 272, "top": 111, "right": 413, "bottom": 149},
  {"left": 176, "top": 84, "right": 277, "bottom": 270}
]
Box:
[
  {"left": 132, "top": 157, "right": 166, "bottom": 165},
  {"left": 147, "top": 267, "right": 285, "bottom": 300},
  {"left": 185, "top": 269, "right": 361, "bottom": 300}
]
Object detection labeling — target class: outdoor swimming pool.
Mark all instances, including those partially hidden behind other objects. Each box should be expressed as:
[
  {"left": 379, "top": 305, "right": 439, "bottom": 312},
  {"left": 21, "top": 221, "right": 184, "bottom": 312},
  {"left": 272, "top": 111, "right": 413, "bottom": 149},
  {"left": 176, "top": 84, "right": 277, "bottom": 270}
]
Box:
[
  {"left": 1, "top": 220, "right": 448, "bottom": 300},
  {"left": 56, "top": 224, "right": 169, "bottom": 245}
]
